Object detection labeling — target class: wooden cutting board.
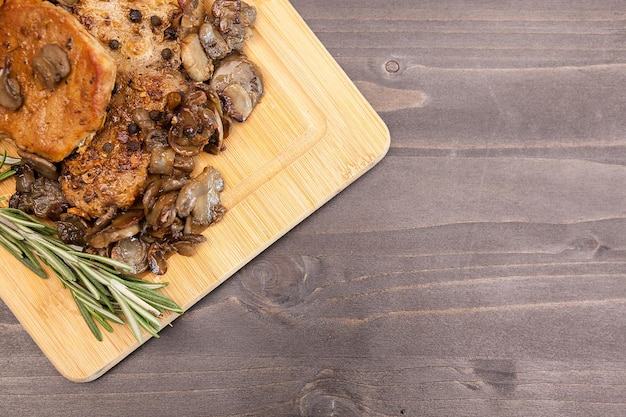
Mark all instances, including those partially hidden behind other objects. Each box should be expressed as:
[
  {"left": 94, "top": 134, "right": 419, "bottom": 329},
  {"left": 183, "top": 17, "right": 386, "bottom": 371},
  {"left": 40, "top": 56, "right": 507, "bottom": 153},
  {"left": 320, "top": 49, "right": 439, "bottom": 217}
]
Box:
[{"left": 0, "top": 0, "right": 389, "bottom": 382}]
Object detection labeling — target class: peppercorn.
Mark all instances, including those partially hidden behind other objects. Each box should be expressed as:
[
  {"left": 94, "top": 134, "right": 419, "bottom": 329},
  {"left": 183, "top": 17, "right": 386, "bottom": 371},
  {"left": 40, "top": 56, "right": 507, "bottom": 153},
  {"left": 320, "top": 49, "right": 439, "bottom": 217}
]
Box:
[
  {"left": 129, "top": 9, "right": 142, "bottom": 23},
  {"left": 150, "top": 15, "right": 162, "bottom": 27},
  {"left": 127, "top": 122, "right": 140, "bottom": 135},
  {"left": 163, "top": 26, "right": 177, "bottom": 40},
  {"left": 149, "top": 110, "right": 162, "bottom": 121},
  {"left": 161, "top": 48, "right": 173, "bottom": 60},
  {"left": 108, "top": 39, "right": 121, "bottom": 50},
  {"left": 127, "top": 140, "right": 141, "bottom": 152}
]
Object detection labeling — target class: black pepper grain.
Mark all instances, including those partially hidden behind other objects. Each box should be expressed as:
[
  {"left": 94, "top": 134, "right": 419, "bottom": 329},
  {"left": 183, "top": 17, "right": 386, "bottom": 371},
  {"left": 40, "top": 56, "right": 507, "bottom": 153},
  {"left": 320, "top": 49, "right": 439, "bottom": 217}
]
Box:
[
  {"left": 127, "top": 123, "right": 140, "bottom": 135},
  {"left": 163, "top": 26, "right": 177, "bottom": 40},
  {"left": 127, "top": 140, "right": 140, "bottom": 152},
  {"left": 150, "top": 15, "right": 162, "bottom": 27},
  {"left": 149, "top": 110, "right": 162, "bottom": 121},
  {"left": 102, "top": 142, "right": 113, "bottom": 153},
  {"left": 108, "top": 39, "right": 121, "bottom": 50},
  {"left": 129, "top": 9, "right": 142, "bottom": 23},
  {"left": 160, "top": 48, "right": 173, "bottom": 60}
]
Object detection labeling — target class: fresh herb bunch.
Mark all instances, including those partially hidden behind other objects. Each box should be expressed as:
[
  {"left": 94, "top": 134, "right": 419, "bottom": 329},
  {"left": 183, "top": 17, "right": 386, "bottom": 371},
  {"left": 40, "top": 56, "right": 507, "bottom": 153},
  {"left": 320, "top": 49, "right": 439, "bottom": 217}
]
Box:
[
  {"left": 0, "top": 207, "right": 184, "bottom": 342},
  {"left": 0, "top": 154, "right": 183, "bottom": 342}
]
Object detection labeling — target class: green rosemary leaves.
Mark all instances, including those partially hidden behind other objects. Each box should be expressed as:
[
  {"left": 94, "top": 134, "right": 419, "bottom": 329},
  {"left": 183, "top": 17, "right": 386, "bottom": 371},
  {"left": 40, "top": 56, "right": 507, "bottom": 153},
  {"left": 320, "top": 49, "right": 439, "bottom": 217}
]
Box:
[{"left": 0, "top": 207, "right": 183, "bottom": 342}]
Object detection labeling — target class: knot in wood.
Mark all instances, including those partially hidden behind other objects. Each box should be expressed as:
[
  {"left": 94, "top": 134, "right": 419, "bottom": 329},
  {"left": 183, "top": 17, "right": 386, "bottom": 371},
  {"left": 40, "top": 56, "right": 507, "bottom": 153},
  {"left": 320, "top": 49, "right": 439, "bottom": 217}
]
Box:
[
  {"left": 238, "top": 255, "right": 316, "bottom": 309},
  {"left": 384, "top": 59, "right": 400, "bottom": 73}
]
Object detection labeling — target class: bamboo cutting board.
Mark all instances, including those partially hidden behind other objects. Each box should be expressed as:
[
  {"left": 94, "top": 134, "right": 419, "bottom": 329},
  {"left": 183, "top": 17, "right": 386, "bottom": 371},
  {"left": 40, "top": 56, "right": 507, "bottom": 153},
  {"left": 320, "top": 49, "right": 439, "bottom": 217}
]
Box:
[{"left": 0, "top": 0, "right": 389, "bottom": 382}]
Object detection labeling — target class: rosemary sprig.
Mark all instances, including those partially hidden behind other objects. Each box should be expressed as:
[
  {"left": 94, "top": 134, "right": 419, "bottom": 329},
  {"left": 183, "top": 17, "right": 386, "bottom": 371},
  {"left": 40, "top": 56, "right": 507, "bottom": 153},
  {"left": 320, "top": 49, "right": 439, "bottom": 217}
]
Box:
[
  {"left": 0, "top": 151, "right": 18, "bottom": 181},
  {"left": 0, "top": 207, "right": 183, "bottom": 342}
]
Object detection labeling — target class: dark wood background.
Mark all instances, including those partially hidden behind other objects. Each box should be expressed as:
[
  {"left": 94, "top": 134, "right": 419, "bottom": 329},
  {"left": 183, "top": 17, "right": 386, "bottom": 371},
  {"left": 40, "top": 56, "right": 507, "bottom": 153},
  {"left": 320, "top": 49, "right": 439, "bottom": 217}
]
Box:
[{"left": 4, "top": 0, "right": 626, "bottom": 415}]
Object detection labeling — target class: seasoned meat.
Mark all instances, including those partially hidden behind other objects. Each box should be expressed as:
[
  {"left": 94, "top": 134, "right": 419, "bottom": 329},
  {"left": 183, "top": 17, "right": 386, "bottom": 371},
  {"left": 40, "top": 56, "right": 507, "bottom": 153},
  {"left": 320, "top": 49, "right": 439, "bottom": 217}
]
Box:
[
  {"left": 60, "top": 0, "right": 263, "bottom": 219},
  {"left": 59, "top": 113, "right": 151, "bottom": 218},
  {"left": 60, "top": 0, "right": 191, "bottom": 217},
  {"left": 60, "top": 69, "right": 189, "bottom": 217},
  {"left": 0, "top": 0, "right": 116, "bottom": 162}
]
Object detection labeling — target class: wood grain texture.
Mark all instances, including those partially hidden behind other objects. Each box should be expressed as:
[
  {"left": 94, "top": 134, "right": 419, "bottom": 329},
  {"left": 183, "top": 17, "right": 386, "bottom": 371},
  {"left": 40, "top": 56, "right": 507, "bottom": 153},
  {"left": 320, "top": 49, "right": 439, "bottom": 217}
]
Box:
[{"left": 3, "top": 0, "right": 626, "bottom": 415}]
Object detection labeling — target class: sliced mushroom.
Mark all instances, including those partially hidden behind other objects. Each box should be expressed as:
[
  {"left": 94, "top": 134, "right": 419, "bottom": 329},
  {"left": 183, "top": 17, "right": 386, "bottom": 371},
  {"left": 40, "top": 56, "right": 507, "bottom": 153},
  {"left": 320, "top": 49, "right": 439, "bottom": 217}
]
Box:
[
  {"left": 181, "top": 33, "right": 213, "bottom": 82},
  {"left": 176, "top": 165, "right": 225, "bottom": 233},
  {"left": 17, "top": 150, "right": 59, "bottom": 180},
  {"left": 9, "top": 175, "right": 69, "bottom": 220},
  {"left": 87, "top": 222, "right": 142, "bottom": 248},
  {"left": 87, "top": 206, "right": 117, "bottom": 236},
  {"left": 145, "top": 192, "right": 178, "bottom": 229},
  {"left": 110, "top": 237, "right": 149, "bottom": 275},
  {"left": 211, "top": 0, "right": 247, "bottom": 51},
  {"left": 203, "top": 106, "right": 227, "bottom": 154},
  {"left": 173, "top": 154, "right": 195, "bottom": 172},
  {"left": 13, "top": 162, "right": 36, "bottom": 193},
  {"left": 32, "top": 44, "right": 71, "bottom": 91},
  {"left": 168, "top": 105, "right": 216, "bottom": 156},
  {"left": 168, "top": 233, "right": 206, "bottom": 256},
  {"left": 160, "top": 175, "right": 189, "bottom": 192},
  {"left": 240, "top": 1, "right": 257, "bottom": 27},
  {"left": 32, "top": 56, "right": 59, "bottom": 90},
  {"left": 177, "top": 0, "right": 205, "bottom": 39},
  {"left": 198, "top": 22, "right": 229, "bottom": 60},
  {"left": 209, "top": 53, "right": 263, "bottom": 122},
  {"left": 149, "top": 146, "right": 176, "bottom": 175},
  {"left": 0, "top": 58, "right": 23, "bottom": 111},
  {"left": 110, "top": 209, "right": 145, "bottom": 229},
  {"left": 56, "top": 213, "right": 89, "bottom": 246},
  {"left": 131, "top": 108, "right": 156, "bottom": 131},
  {"left": 147, "top": 242, "right": 169, "bottom": 275},
  {"left": 220, "top": 83, "right": 252, "bottom": 123},
  {"left": 142, "top": 179, "right": 163, "bottom": 215}
]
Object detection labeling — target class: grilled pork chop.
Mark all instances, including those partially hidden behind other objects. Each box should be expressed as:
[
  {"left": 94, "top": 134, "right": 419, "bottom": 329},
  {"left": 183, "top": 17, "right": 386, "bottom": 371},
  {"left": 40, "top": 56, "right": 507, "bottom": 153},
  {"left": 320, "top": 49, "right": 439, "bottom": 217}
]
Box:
[
  {"left": 60, "top": 0, "right": 192, "bottom": 217},
  {"left": 0, "top": 0, "right": 116, "bottom": 162}
]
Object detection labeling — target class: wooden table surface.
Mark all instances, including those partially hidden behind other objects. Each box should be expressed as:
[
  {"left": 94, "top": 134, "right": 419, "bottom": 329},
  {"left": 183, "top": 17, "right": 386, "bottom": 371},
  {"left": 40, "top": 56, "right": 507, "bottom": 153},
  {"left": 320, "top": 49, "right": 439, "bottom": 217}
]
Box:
[{"left": 4, "top": 0, "right": 626, "bottom": 415}]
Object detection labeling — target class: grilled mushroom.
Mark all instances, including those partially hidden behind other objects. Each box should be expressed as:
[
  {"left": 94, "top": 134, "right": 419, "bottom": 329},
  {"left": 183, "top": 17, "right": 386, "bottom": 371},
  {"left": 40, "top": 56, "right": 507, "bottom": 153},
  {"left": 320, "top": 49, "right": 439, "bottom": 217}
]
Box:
[
  {"left": 181, "top": 33, "right": 213, "bottom": 82},
  {"left": 176, "top": 165, "right": 225, "bottom": 233},
  {"left": 32, "top": 44, "right": 71, "bottom": 91},
  {"left": 110, "top": 237, "right": 149, "bottom": 275},
  {"left": 0, "top": 58, "right": 23, "bottom": 111},
  {"left": 17, "top": 150, "right": 59, "bottom": 180},
  {"left": 209, "top": 53, "right": 263, "bottom": 122},
  {"left": 198, "top": 22, "right": 229, "bottom": 60}
]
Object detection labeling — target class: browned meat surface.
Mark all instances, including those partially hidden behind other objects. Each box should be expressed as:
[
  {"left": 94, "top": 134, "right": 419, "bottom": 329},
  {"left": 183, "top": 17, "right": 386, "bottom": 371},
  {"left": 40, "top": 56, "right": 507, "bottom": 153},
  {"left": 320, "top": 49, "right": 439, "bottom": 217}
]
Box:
[
  {"left": 0, "top": 0, "right": 116, "bottom": 162},
  {"left": 59, "top": 82, "right": 151, "bottom": 218},
  {"left": 60, "top": 0, "right": 191, "bottom": 217}
]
